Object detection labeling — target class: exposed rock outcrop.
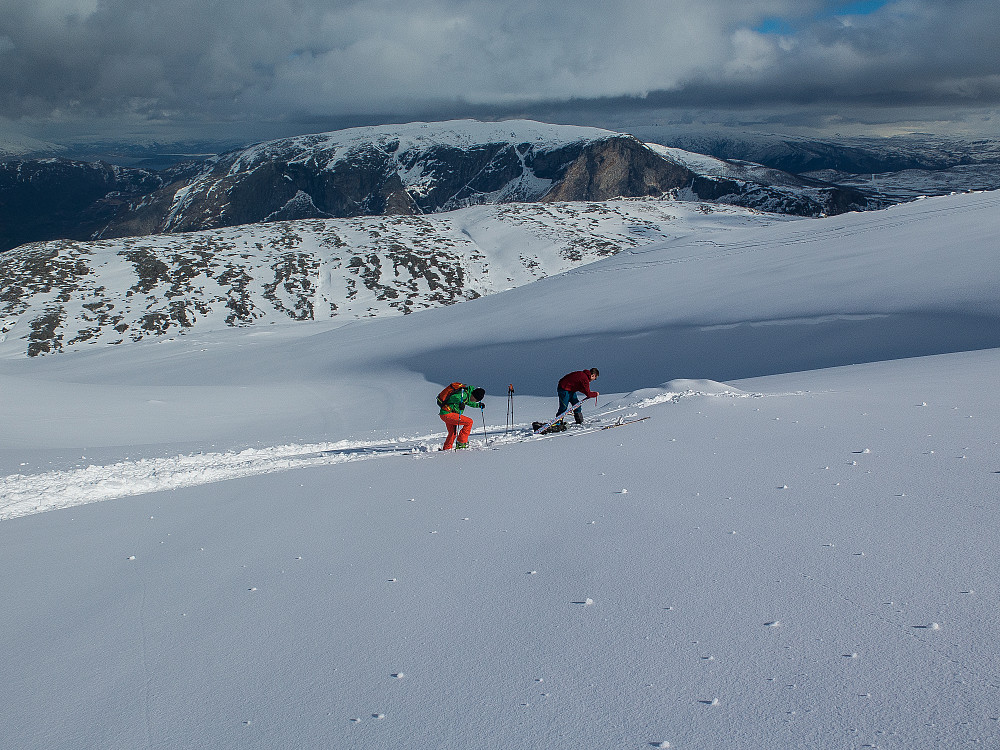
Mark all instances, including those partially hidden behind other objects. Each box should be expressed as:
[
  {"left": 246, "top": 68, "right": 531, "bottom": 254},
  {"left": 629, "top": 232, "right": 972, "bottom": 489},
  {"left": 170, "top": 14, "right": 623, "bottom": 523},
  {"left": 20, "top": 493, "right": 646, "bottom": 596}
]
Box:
[{"left": 542, "top": 137, "right": 692, "bottom": 202}]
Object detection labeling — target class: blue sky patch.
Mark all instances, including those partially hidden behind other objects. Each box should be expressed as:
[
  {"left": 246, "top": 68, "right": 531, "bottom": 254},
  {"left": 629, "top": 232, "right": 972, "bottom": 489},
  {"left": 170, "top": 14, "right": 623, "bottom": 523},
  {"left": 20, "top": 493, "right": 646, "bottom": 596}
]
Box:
[
  {"left": 823, "top": 0, "right": 893, "bottom": 17},
  {"left": 755, "top": 0, "right": 893, "bottom": 34}
]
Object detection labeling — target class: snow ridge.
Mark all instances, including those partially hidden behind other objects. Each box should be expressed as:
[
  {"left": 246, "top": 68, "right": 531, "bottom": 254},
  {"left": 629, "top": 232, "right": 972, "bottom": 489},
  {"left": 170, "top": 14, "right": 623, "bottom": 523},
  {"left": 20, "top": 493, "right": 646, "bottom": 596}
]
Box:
[{"left": 0, "top": 199, "right": 790, "bottom": 357}]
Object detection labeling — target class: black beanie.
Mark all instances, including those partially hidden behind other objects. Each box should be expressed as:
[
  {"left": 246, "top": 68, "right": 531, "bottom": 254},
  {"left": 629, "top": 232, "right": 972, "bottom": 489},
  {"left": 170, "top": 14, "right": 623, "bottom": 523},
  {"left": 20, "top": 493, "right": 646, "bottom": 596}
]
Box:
[{"left": 472, "top": 387, "right": 486, "bottom": 401}]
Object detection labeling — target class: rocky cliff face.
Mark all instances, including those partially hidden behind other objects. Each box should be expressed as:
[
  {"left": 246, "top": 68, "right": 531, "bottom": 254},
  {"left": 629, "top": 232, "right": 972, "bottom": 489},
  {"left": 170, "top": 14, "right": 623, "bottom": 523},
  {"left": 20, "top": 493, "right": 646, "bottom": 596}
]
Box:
[
  {"left": 542, "top": 137, "right": 692, "bottom": 202},
  {"left": 0, "top": 159, "right": 168, "bottom": 251}
]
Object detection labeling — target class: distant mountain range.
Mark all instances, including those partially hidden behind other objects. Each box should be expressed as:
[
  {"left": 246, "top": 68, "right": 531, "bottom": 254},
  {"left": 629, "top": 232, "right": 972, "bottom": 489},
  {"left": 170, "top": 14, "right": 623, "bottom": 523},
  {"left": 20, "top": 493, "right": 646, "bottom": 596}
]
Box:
[
  {"left": 661, "top": 131, "right": 1000, "bottom": 174},
  {"left": 662, "top": 131, "right": 1000, "bottom": 204},
  {"left": 0, "top": 120, "right": 877, "bottom": 253}
]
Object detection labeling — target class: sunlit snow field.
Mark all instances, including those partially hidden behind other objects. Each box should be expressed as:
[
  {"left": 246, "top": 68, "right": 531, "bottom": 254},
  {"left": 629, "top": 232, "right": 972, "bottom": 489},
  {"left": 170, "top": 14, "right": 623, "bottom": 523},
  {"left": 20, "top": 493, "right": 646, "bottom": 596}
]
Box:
[{"left": 1, "top": 191, "right": 998, "bottom": 749}]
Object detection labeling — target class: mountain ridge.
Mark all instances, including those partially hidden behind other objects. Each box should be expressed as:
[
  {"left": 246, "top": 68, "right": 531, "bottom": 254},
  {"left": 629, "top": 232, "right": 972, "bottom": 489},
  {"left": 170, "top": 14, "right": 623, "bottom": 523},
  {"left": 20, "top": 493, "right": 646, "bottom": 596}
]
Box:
[
  {"left": 0, "top": 198, "right": 792, "bottom": 357},
  {"left": 0, "top": 120, "right": 874, "bottom": 253}
]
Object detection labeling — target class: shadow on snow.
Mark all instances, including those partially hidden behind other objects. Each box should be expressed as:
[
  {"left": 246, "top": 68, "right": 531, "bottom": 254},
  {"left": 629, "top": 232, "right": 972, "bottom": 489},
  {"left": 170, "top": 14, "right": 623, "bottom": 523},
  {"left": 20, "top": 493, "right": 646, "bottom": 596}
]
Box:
[{"left": 404, "top": 311, "right": 1000, "bottom": 396}]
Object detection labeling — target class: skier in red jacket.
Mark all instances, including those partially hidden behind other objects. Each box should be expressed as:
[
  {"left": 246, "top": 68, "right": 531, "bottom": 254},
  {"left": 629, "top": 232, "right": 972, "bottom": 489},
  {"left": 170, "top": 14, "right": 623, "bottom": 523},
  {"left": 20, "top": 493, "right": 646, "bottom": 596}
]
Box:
[{"left": 556, "top": 368, "right": 600, "bottom": 425}]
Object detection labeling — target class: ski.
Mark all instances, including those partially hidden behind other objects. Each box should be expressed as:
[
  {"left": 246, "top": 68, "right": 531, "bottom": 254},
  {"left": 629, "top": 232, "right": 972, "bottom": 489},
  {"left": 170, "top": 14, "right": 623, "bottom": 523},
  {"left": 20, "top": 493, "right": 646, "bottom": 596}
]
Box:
[{"left": 600, "top": 416, "right": 650, "bottom": 429}]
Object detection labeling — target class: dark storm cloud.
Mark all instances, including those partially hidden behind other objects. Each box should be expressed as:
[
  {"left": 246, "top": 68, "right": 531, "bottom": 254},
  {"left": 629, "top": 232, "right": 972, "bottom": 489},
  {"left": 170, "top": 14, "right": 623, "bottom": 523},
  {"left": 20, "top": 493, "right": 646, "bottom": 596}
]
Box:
[{"left": 1, "top": 0, "right": 999, "bottom": 140}]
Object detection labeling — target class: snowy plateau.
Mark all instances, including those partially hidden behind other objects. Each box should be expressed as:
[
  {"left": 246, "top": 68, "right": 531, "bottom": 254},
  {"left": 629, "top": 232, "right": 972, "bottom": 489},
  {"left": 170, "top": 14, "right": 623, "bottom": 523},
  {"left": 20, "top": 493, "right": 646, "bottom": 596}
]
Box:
[{"left": 1, "top": 186, "right": 999, "bottom": 749}]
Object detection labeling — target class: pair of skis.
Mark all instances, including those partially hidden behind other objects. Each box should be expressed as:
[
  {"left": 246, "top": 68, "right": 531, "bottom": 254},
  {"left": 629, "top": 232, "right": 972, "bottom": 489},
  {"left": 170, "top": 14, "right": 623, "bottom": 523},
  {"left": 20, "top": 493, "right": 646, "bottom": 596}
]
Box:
[
  {"left": 532, "top": 396, "right": 649, "bottom": 436},
  {"left": 531, "top": 414, "right": 650, "bottom": 442}
]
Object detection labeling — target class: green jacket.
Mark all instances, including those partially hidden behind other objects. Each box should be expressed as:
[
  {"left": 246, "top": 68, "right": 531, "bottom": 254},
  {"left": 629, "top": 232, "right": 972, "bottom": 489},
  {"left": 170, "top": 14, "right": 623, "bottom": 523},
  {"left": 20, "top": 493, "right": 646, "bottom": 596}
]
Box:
[{"left": 439, "top": 385, "right": 484, "bottom": 415}]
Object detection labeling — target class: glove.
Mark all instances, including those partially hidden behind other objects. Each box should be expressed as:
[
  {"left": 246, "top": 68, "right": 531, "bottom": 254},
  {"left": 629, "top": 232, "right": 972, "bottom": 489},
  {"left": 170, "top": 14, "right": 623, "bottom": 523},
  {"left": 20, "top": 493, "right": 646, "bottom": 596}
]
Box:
[{"left": 478, "top": 401, "right": 486, "bottom": 409}]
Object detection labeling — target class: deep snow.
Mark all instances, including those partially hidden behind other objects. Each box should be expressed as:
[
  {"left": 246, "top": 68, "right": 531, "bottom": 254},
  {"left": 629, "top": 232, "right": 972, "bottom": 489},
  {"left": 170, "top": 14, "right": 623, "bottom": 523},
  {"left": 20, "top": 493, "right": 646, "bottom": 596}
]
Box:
[{"left": 1, "top": 191, "right": 998, "bottom": 749}]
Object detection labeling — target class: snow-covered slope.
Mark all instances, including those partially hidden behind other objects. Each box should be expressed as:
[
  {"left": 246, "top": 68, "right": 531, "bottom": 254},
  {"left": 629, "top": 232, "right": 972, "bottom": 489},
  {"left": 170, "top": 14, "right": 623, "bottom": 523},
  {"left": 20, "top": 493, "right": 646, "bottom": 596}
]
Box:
[
  {"left": 0, "top": 133, "right": 65, "bottom": 160},
  {"left": 650, "top": 144, "right": 824, "bottom": 187},
  {"left": 1, "top": 191, "right": 998, "bottom": 749},
  {"left": 3, "top": 188, "right": 997, "bottom": 478},
  {"left": 648, "top": 143, "right": 887, "bottom": 214},
  {"left": 231, "top": 119, "right": 616, "bottom": 168},
  {"left": 0, "top": 198, "right": 791, "bottom": 357}
]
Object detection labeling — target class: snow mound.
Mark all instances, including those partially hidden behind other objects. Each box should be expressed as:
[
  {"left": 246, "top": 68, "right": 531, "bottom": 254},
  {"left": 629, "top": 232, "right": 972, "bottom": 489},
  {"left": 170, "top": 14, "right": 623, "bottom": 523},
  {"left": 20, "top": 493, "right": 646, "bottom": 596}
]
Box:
[{"left": 626, "top": 379, "right": 758, "bottom": 408}]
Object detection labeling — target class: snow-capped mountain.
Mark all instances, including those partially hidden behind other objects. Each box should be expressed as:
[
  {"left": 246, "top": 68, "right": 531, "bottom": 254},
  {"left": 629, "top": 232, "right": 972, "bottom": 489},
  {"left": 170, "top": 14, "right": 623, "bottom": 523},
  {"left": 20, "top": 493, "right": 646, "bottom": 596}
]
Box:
[
  {"left": 97, "top": 120, "right": 678, "bottom": 236},
  {"left": 0, "top": 198, "right": 792, "bottom": 357},
  {"left": 0, "top": 120, "right": 873, "bottom": 253},
  {"left": 95, "top": 120, "right": 872, "bottom": 238}
]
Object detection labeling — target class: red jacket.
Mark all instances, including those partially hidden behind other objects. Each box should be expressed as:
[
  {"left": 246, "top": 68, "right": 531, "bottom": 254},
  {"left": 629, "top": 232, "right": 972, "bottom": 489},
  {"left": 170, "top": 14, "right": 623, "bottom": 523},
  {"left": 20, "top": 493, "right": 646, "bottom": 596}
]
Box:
[{"left": 558, "top": 370, "right": 598, "bottom": 398}]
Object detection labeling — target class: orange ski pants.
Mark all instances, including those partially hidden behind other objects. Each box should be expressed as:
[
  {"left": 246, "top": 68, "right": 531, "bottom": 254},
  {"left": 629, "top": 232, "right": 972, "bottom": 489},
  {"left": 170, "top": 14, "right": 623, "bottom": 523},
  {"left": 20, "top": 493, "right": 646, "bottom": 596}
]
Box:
[{"left": 440, "top": 412, "right": 474, "bottom": 449}]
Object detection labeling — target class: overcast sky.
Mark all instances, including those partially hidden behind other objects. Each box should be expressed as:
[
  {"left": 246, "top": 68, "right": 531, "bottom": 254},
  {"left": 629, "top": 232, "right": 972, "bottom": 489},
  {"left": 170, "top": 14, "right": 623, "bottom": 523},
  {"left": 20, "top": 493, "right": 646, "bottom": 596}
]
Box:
[{"left": 2, "top": 0, "right": 1000, "bottom": 148}]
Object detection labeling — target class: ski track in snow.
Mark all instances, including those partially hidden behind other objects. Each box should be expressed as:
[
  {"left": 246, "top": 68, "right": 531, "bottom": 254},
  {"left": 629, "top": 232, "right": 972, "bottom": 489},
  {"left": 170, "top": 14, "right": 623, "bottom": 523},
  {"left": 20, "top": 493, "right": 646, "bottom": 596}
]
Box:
[{"left": 0, "top": 386, "right": 762, "bottom": 520}]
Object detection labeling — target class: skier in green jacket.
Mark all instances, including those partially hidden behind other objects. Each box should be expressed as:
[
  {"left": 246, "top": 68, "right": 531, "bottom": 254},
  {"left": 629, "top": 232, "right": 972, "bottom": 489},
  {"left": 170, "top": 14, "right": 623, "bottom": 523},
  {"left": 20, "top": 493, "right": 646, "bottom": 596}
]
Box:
[{"left": 438, "top": 384, "right": 486, "bottom": 450}]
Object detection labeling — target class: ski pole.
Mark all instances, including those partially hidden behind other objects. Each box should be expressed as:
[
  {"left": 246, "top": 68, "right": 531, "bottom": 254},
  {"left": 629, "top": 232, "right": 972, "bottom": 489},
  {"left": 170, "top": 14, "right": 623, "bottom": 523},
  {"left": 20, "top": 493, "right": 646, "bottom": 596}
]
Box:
[
  {"left": 506, "top": 384, "right": 514, "bottom": 434},
  {"left": 480, "top": 405, "right": 488, "bottom": 446}
]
